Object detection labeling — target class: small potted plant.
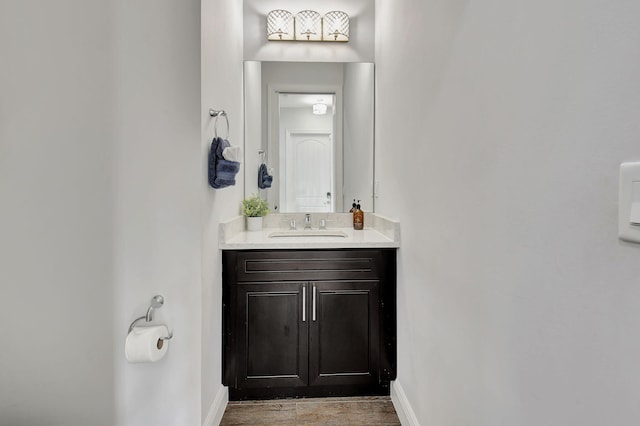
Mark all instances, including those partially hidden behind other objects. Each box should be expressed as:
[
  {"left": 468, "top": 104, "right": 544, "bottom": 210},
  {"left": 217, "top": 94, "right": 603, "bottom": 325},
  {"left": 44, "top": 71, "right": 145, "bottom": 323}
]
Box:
[{"left": 242, "top": 193, "right": 270, "bottom": 231}]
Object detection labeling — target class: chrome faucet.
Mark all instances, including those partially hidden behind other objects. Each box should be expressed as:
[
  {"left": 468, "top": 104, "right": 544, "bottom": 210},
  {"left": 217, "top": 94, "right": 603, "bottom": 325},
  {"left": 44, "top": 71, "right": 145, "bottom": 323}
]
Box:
[{"left": 304, "top": 214, "right": 313, "bottom": 230}]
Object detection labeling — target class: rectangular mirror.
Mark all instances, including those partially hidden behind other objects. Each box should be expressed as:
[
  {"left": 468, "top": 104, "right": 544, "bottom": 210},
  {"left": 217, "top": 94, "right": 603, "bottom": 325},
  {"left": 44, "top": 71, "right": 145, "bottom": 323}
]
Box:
[{"left": 244, "top": 61, "right": 374, "bottom": 213}]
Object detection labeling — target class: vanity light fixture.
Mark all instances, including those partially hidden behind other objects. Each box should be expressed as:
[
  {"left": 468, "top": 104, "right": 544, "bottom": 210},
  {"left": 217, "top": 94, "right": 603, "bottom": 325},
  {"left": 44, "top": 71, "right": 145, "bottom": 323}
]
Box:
[
  {"left": 323, "top": 11, "right": 350, "bottom": 42},
  {"left": 266, "top": 9, "right": 294, "bottom": 41},
  {"left": 266, "top": 10, "right": 349, "bottom": 42},
  {"left": 295, "top": 10, "right": 322, "bottom": 41},
  {"left": 312, "top": 103, "right": 327, "bottom": 115}
]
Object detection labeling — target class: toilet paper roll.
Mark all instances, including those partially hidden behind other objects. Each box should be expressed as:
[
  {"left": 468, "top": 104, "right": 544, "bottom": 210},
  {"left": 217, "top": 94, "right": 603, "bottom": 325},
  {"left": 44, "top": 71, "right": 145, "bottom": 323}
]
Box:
[{"left": 125, "top": 325, "right": 169, "bottom": 363}]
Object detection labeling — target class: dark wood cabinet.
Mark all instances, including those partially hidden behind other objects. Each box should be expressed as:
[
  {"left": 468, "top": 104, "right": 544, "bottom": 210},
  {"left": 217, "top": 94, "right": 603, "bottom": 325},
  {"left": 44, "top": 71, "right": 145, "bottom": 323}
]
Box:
[
  {"left": 222, "top": 249, "right": 396, "bottom": 400},
  {"left": 308, "top": 280, "right": 380, "bottom": 388},
  {"left": 238, "top": 281, "right": 309, "bottom": 390}
]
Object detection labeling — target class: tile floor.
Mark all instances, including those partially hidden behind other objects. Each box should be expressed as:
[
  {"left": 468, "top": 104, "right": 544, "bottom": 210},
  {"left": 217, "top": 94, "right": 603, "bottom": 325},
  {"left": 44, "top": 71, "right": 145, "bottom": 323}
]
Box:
[{"left": 220, "top": 396, "right": 401, "bottom": 425}]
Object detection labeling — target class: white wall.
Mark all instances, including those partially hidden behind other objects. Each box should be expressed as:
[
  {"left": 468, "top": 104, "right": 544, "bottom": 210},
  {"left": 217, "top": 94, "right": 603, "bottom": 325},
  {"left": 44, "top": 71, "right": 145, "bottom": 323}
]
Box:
[
  {"left": 244, "top": 0, "right": 374, "bottom": 63},
  {"left": 376, "top": 0, "right": 640, "bottom": 425},
  {"left": 201, "top": 0, "right": 245, "bottom": 423},
  {"left": 0, "top": 1, "right": 115, "bottom": 425},
  {"left": 343, "top": 63, "right": 374, "bottom": 212},
  {"left": 244, "top": 62, "right": 263, "bottom": 207},
  {"left": 1, "top": 0, "right": 210, "bottom": 425},
  {"left": 112, "top": 1, "right": 203, "bottom": 425}
]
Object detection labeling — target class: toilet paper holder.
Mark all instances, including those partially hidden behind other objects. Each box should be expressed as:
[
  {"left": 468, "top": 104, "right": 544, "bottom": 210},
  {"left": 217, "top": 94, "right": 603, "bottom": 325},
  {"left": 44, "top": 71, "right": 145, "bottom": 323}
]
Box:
[{"left": 128, "top": 295, "right": 173, "bottom": 340}]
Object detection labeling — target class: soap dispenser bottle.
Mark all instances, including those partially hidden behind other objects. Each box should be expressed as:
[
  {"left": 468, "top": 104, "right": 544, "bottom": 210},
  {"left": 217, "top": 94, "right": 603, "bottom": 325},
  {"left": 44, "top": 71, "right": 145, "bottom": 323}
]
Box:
[
  {"left": 350, "top": 199, "right": 356, "bottom": 213},
  {"left": 353, "top": 200, "right": 364, "bottom": 230}
]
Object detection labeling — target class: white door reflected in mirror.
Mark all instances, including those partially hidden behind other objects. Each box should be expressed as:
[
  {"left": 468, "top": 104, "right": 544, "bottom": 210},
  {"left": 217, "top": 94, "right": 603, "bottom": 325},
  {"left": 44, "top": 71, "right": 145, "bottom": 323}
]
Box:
[
  {"left": 279, "top": 92, "right": 335, "bottom": 213},
  {"left": 283, "top": 130, "right": 334, "bottom": 212}
]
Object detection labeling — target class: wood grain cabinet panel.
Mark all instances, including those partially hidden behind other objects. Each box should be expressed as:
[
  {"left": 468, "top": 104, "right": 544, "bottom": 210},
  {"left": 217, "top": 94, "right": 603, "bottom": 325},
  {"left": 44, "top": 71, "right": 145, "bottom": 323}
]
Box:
[
  {"left": 309, "top": 281, "right": 379, "bottom": 387},
  {"left": 238, "top": 282, "right": 308, "bottom": 389},
  {"left": 222, "top": 249, "right": 396, "bottom": 400}
]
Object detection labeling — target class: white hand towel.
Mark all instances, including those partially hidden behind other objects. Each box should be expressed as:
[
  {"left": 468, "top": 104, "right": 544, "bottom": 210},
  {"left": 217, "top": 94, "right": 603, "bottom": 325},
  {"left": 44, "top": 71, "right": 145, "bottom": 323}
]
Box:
[{"left": 222, "top": 146, "right": 242, "bottom": 162}]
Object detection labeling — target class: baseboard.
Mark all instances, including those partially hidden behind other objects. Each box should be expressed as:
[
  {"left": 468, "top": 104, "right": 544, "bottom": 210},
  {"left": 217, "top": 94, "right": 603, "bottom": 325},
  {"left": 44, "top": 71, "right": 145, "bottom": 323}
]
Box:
[
  {"left": 391, "top": 380, "right": 419, "bottom": 426},
  {"left": 203, "top": 385, "right": 228, "bottom": 426}
]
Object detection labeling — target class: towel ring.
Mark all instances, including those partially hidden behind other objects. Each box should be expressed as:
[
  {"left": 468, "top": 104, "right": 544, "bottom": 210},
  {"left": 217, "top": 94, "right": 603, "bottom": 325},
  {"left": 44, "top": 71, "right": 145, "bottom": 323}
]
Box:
[{"left": 209, "top": 109, "right": 229, "bottom": 140}]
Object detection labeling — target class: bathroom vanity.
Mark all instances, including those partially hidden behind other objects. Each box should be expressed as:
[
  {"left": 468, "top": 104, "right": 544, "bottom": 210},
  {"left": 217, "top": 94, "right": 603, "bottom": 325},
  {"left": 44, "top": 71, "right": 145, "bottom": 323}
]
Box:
[{"left": 220, "top": 214, "right": 399, "bottom": 400}]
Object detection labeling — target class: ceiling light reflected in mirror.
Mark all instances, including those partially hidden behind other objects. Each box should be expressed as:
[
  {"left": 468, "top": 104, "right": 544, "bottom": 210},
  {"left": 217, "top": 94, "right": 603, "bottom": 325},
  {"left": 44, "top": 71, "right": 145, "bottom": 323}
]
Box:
[{"left": 312, "top": 103, "right": 327, "bottom": 115}]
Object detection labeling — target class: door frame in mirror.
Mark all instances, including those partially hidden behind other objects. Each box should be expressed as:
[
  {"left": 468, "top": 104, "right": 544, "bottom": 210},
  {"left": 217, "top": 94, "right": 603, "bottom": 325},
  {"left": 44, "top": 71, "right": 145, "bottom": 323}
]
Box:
[{"left": 268, "top": 84, "right": 343, "bottom": 213}]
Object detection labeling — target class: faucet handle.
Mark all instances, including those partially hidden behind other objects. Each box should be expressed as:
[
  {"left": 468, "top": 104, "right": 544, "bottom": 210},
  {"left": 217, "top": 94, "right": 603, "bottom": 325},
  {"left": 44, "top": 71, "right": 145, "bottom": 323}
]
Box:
[
  {"left": 282, "top": 218, "right": 296, "bottom": 230},
  {"left": 319, "top": 219, "right": 332, "bottom": 229}
]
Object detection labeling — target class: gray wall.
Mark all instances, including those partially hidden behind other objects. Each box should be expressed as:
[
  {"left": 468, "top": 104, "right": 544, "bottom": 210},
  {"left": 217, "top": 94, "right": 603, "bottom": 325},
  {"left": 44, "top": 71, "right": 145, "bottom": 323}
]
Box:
[
  {"left": 201, "top": 0, "right": 246, "bottom": 422},
  {"left": 0, "top": 1, "right": 115, "bottom": 424},
  {"left": 375, "top": 0, "right": 640, "bottom": 424},
  {"left": 1, "top": 0, "right": 206, "bottom": 425},
  {"left": 112, "top": 1, "right": 202, "bottom": 425},
  {"left": 343, "top": 63, "right": 374, "bottom": 212}
]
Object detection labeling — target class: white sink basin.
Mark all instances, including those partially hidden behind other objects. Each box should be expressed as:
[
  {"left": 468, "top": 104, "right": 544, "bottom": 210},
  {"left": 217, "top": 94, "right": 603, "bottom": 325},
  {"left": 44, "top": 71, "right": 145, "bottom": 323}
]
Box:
[{"left": 268, "top": 229, "right": 348, "bottom": 238}]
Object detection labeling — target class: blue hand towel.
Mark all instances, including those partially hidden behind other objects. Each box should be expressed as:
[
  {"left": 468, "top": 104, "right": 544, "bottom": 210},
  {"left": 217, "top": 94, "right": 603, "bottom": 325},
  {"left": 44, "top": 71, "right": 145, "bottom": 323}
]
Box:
[
  {"left": 258, "top": 163, "right": 273, "bottom": 189},
  {"left": 209, "top": 137, "right": 240, "bottom": 189}
]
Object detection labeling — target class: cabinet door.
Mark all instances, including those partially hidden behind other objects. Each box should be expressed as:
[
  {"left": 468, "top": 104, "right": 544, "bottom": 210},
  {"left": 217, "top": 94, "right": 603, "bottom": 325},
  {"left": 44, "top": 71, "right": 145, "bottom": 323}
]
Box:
[
  {"left": 308, "top": 280, "right": 380, "bottom": 387},
  {"left": 237, "top": 282, "right": 309, "bottom": 389}
]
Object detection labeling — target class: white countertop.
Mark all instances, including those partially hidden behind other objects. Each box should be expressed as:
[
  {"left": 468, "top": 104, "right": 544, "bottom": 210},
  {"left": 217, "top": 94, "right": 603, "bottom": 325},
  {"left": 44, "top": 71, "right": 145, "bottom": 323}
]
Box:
[{"left": 219, "top": 213, "right": 400, "bottom": 250}]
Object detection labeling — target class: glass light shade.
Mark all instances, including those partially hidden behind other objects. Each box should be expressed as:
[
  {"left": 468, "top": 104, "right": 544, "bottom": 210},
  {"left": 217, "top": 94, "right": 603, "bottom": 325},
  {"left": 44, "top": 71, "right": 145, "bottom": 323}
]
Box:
[
  {"left": 267, "top": 10, "right": 294, "bottom": 41},
  {"left": 323, "top": 11, "right": 350, "bottom": 42},
  {"left": 313, "top": 103, "right": 327, "bottom": 115},
  {"left": 295, "top": 10, "right": 322, "bottom": 41}
]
